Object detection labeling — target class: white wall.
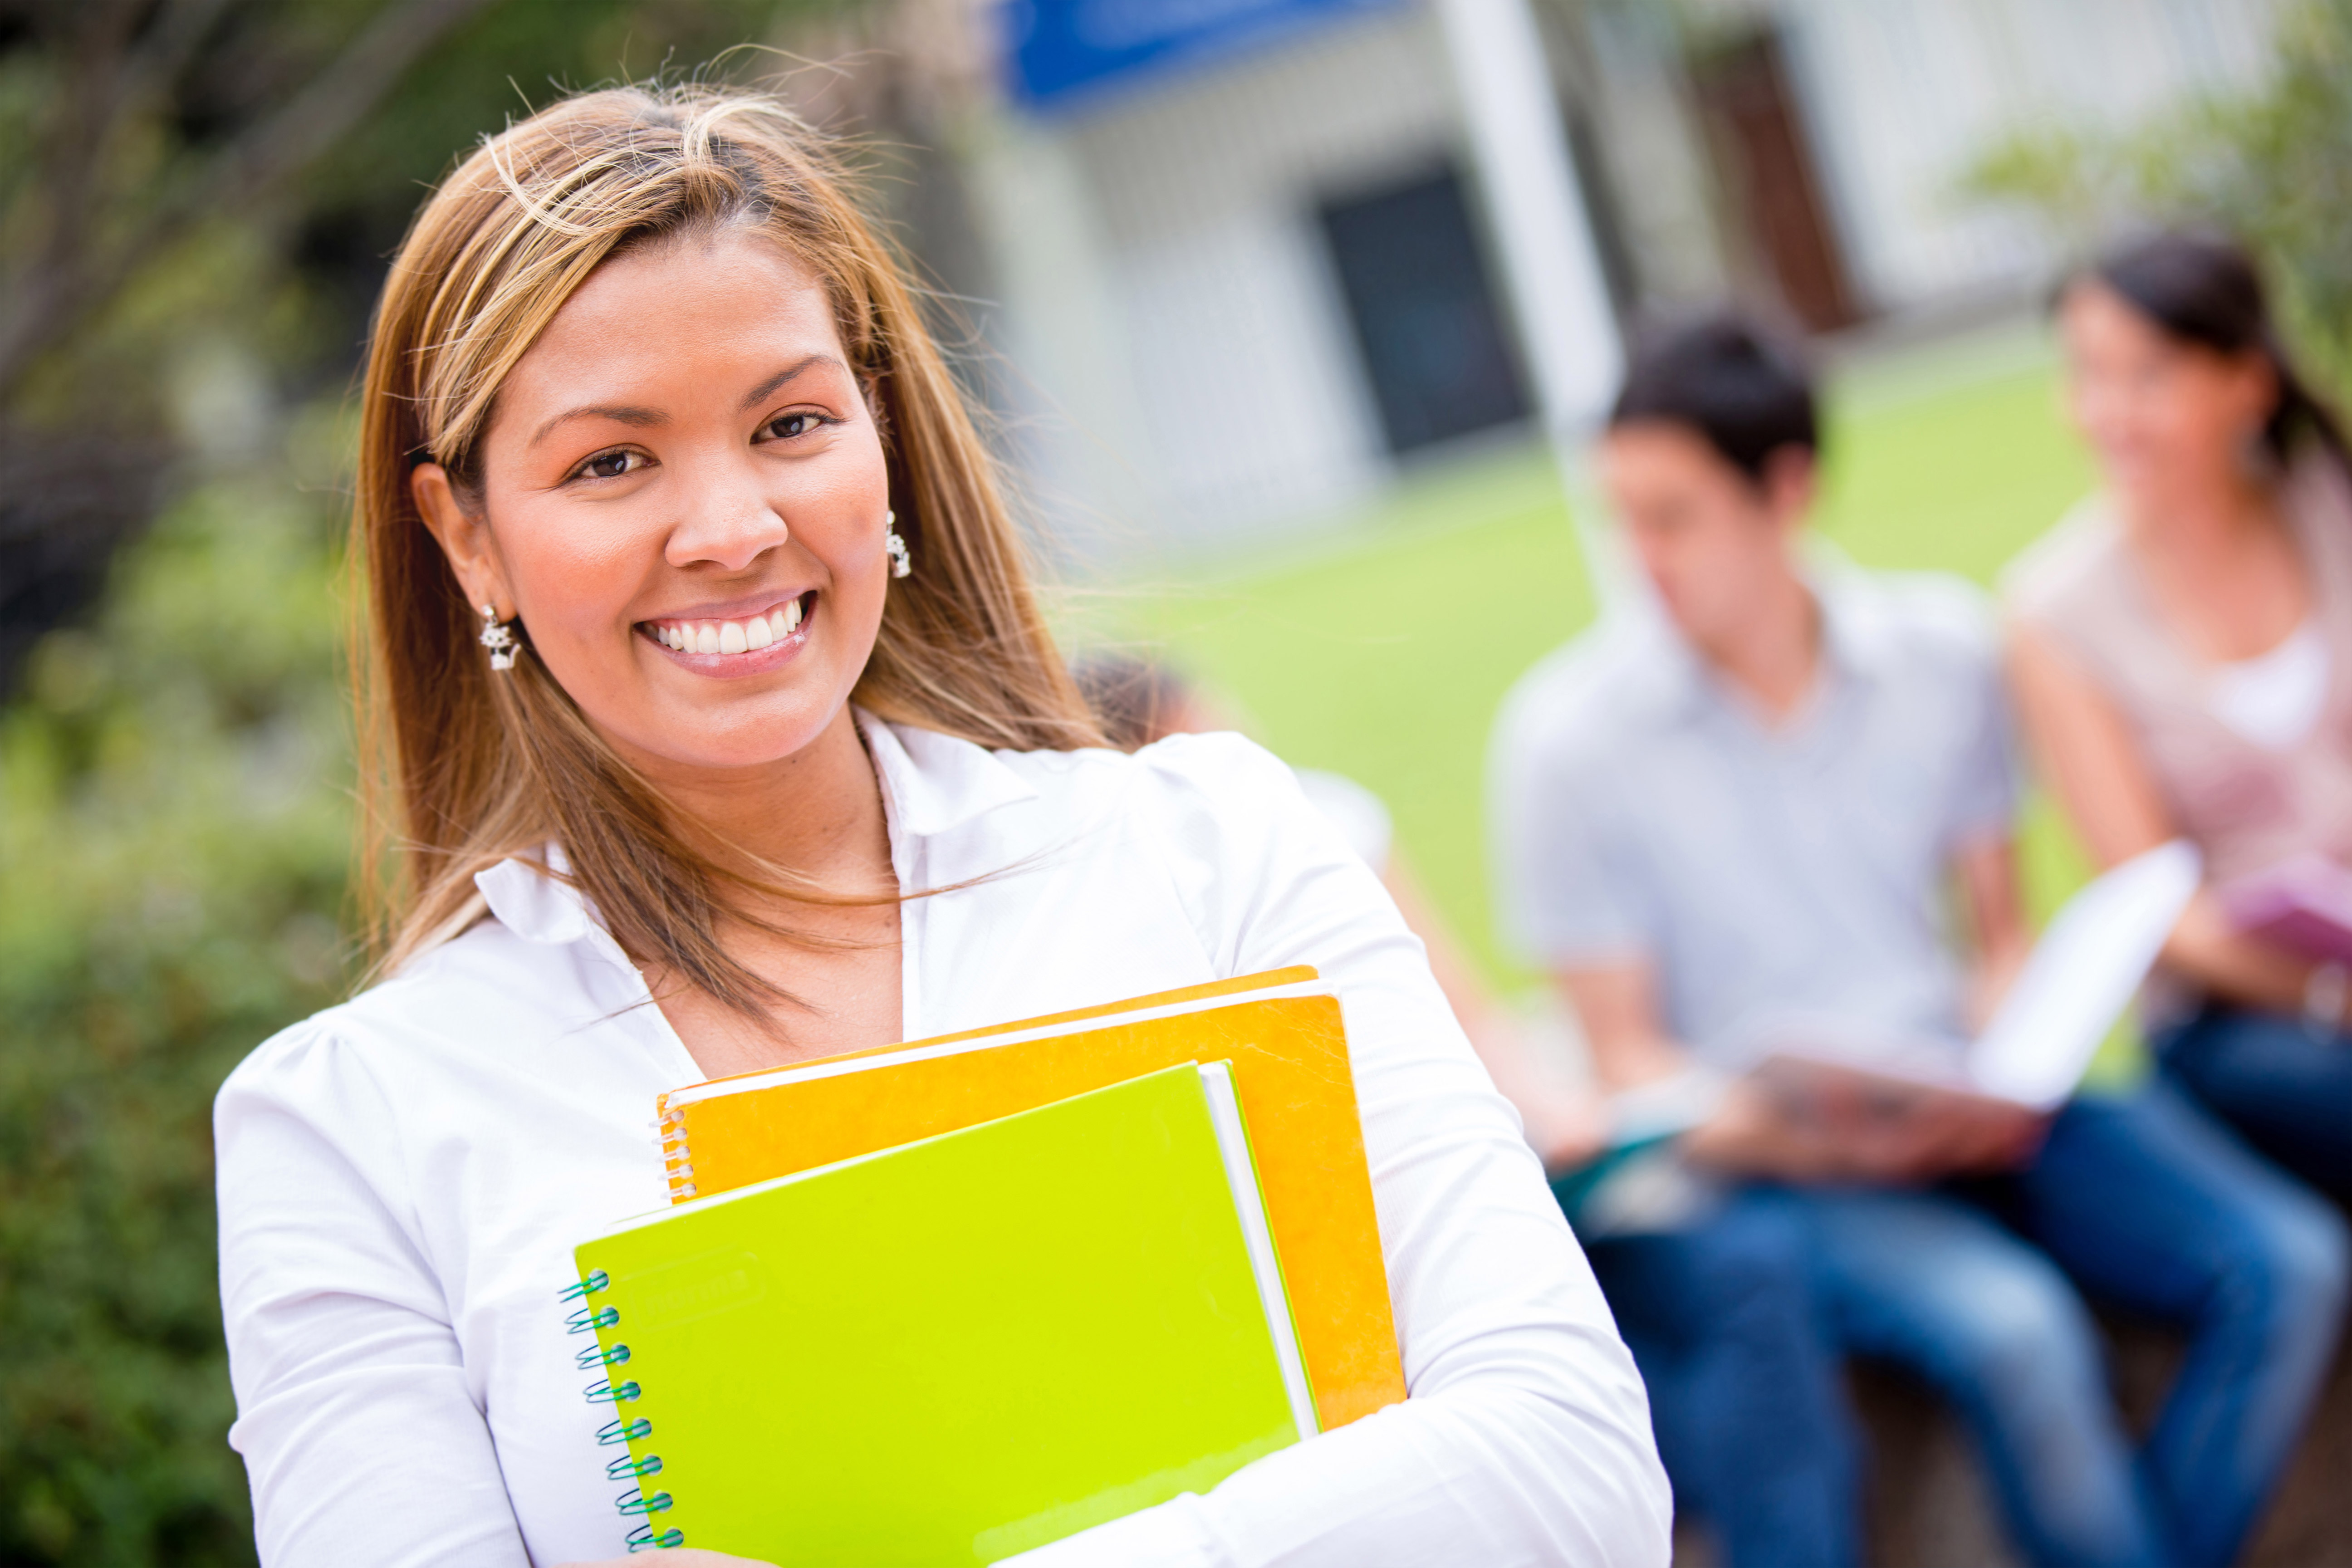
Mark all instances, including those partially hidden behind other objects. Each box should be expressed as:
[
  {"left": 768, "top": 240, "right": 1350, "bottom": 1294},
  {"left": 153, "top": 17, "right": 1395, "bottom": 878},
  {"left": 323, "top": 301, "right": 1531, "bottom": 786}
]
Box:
[
  {"left": 1035, "top": 5, "right": 1473, "bottom": 549},
  {"left": 1779, "top": 0, "right": 2290, "bottom": 311}
]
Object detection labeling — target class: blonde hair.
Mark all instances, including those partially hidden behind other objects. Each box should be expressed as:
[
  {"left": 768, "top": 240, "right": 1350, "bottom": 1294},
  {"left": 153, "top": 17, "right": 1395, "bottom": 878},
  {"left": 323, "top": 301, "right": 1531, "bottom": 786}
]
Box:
[{"left": 354, "top": 83, "right": 1097, "bottom": 1010}]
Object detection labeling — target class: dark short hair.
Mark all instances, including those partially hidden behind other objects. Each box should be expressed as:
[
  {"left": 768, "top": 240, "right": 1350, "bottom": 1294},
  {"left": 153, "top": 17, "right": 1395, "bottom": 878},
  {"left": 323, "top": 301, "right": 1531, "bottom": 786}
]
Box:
[{"left": 1608, "top": 313, "right": 1818, "bottom": 484}]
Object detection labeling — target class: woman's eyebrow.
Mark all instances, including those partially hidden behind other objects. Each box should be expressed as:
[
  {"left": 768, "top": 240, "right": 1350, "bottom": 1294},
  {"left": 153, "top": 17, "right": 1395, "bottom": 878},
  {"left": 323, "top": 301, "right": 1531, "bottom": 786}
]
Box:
[
  {"left": 525, "top": 354, "right": 845, "bottom": 449},
  {"left": 529, "top": 402, "right": 665, "bottom": 448},
  {"left": 738, "top": 353, "right": 844, "bottom": 412}
]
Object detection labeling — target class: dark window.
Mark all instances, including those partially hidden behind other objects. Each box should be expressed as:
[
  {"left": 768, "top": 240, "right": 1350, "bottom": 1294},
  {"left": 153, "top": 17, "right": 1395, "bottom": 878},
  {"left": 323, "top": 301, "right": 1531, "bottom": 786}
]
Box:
[{"left": 1318, "top": 166, "right": 1530, "bottom": 455}]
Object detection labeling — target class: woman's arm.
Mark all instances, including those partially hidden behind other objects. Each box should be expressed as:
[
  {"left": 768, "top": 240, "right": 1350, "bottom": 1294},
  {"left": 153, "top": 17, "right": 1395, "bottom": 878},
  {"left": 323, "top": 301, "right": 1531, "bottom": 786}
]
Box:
[
  {"left": 1380, "top": 851, "right": 1602, "bottom": 1171},
  {"left": 216, "top": 1028, "right": 536, "bottom": 1568},
  {"left": 2008, "top": 624, "right": 2317, "bottom": 1014},
  {"left": 1005, "top": 737, "right": 1672, "bottom": 1568}
]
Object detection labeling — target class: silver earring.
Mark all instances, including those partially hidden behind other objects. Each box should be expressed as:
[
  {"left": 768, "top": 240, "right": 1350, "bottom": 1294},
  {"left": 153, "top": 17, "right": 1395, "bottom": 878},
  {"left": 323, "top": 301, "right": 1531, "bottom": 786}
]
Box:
[
  {"left": 478, "top": 602, "right": 519, "bottom": 671},
  {"left": 884, "top": 509, "right": 911, "bottom": 579}
]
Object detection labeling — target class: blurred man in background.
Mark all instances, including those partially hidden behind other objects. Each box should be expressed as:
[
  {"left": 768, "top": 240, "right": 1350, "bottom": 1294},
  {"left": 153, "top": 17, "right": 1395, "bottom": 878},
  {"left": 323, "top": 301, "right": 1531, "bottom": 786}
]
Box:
[
  {"left": 1080, "top": 653, "right": 1859, "bottom": 1568},
  {"left": 1490, "top": 315, "right": 2347, "bottom": 1568}
]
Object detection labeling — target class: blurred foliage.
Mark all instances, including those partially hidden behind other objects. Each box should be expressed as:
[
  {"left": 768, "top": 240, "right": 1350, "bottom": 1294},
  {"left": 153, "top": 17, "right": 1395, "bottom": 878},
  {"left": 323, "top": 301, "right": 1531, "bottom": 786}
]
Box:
[
  {"left": 0, "top": 0, "right": 826, "bottom": 691},
  {"left": 0, "top": 434, "right": 349, "bottom": 1564},
  {"left": 0, "top": 2, "right": 856, "bottom": 1560},
  {"left": 1962, "top": 0, "right": 2352, "bottom": 390}
]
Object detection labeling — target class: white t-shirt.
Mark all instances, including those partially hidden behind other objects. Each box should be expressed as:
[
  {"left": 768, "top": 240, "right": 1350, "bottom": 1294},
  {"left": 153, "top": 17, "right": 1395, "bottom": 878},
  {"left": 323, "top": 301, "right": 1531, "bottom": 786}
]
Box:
[
  {"left": 2209, "top": 619, "right": 2331, "bottom": 750},
  {"left": 216, "top": 714, "right": 1667, "bottom": 1568}
]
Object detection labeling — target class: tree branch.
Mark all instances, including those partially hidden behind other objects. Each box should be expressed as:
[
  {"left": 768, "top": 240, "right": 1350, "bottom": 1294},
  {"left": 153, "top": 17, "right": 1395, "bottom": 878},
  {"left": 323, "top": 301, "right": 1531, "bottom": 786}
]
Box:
[{"left": 0, "top": 0, "right": 501, "bottom": 404}]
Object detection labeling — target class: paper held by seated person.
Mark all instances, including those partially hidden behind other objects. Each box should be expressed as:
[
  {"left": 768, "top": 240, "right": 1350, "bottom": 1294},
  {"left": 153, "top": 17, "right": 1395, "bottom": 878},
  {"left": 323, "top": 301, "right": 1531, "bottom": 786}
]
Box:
[
  {"left": 2218, "top": 853, "right": 2352, "bottom": 966},
  {"left": 1722, "top": 839, "right": 2203, "bottom": 1116}
]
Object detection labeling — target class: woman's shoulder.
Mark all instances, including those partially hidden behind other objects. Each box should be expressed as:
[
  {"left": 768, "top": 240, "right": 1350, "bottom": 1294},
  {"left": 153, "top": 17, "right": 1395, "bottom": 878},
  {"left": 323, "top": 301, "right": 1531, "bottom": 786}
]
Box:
[
  {"left": 215, "top": 920, "right": 587, "bottom": 1123},
  {"left": 1999, "top": 493, "right": 2130, "bottom": 629},
  {"left": 986, "top": 729, "right": 1312, "bottom": 839},
  {"left": 966, "top": 729, "right": 1346, "bottom": 912}
]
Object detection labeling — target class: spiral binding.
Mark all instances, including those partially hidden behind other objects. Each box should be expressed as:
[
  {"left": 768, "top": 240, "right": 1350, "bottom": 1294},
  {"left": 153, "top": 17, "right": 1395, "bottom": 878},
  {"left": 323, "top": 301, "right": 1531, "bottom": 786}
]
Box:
[
  {"left": 567, "top": 1303, "right": 619, "bottom": 1334},
  {"left": 565, "top": 1274, "right": 683, "bottom": 1553},
  {"left": 560, "top": 1270, "right": 610, "bottom": 1302},
  {"left": 658, "top": 1107, "right": 697, "bottom": 1201},
  {"left": 597, "top": 1416, "right": 652, "bottom": 1447}
]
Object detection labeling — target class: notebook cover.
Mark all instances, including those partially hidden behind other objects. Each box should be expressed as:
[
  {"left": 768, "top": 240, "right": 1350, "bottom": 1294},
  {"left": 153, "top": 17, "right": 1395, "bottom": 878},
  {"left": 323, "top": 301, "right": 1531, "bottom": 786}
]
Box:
[
  {"left": 576, "top": 1066, "right": 1304, "bottom": 1565},
  {"left": 659, "top": 985, "right": 1405, "bottom": 1431},
  {"left": 2220, "top": 855, "right": 2352, "bottom": 965}
]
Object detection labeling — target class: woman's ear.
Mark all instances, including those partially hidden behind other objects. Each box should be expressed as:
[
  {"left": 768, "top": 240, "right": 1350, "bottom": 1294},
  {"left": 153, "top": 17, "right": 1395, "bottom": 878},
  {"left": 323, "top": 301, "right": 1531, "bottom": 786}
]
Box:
[
  {"left": 412, "top": 463, "right": 512, "bottom": 617},
  {"left": 2226, "top": 351, "right": 2282, "bottom": 446}
]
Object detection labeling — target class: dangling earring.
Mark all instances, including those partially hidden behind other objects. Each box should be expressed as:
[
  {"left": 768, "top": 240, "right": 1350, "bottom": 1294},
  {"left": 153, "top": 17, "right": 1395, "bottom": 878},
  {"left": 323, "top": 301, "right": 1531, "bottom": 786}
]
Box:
[
  {"left": 884, "top": 509, "right": 911, "bottom": 579},
  {"left": 478, "top": 602, "right": 520, "bottom": 671}
]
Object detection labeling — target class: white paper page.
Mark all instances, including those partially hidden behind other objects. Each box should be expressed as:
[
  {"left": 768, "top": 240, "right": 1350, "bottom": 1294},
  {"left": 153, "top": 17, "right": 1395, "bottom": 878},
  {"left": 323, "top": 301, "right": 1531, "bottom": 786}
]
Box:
[
  {"left": 1966, "top": 840, "right": 2201, "bottom": 1109},
  {"left": 1198, "top": 1062, "right": 1319, "bottom": 1440}
]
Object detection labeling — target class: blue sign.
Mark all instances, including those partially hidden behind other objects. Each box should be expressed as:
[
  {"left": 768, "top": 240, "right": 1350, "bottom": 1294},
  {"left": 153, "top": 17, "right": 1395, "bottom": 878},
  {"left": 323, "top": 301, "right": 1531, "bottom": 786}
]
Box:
[{"left": 1004, "top": 0, "right": 1405, "bottom": 113}]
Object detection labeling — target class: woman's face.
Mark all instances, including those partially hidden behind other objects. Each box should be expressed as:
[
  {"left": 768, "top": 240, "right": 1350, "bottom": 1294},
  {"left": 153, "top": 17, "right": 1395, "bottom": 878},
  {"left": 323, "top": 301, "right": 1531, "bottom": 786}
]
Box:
[
  {"left": 412, "top": 229, "right": 892, "bottom": 780},
  {"left": 2058, "top": 280, "right": 2276, "bottom": 504}
]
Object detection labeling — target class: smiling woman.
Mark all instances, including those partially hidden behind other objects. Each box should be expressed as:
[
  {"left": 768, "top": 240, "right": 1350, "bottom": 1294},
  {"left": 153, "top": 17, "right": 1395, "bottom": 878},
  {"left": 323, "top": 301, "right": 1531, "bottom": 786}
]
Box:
[
  {"left": 211, "top": 83, "right": 1668, "bottom": 1568},
  {"left": 363, "top": 90, "right": 1091, "bottom": 1038}
]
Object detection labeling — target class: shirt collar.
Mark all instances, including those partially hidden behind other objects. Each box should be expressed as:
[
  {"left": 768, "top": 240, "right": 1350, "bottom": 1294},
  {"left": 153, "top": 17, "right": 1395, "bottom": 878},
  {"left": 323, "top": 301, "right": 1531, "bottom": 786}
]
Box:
[
  {"left": 856, "top": 708, "right": 1040, "bottom": 839},
  {"left": 475, "top": 842, "right": 593, "bottom": 947},
  {"left": 473, "top": 710, "right": 1039, "bottom": 946},
  {"left": 1642, "top": 546, "right": 1882, "bottom": 723}
]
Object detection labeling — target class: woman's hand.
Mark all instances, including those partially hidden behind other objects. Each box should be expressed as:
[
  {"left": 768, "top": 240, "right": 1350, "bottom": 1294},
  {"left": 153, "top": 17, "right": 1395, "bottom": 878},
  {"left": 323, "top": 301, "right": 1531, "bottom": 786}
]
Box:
[{"left": 556, "top": 1552, "right": 776, "bottom": 1568}]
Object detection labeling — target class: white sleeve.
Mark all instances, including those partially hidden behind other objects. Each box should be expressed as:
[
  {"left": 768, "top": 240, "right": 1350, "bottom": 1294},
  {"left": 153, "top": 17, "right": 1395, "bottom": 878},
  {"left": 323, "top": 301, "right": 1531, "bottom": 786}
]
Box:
[
  {"left": 216, "top": 1025, "right": 532, "bottom": 1568},
  {"left": 1006, "top": 735, "right": 1671, "bottom": 1568}
]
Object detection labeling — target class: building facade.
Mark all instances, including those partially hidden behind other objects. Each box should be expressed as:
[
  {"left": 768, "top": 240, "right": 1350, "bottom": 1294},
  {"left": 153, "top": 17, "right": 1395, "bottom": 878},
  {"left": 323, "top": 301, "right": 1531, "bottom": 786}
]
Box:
[{"left": 853, "top": 0, "right": 2291, "bottom": 555}]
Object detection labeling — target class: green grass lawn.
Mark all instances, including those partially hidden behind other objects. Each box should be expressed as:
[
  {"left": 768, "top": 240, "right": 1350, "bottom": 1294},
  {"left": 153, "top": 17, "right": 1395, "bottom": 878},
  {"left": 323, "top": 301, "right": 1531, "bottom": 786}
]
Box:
[{"left": 1083, "top": 329, "right": 2111, "bottom": 1024}]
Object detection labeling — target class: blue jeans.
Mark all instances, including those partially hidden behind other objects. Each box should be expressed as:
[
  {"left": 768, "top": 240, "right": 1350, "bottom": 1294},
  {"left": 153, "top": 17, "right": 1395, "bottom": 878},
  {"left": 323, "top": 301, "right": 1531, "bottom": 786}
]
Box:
[
  {"left": 2156, "top": 1001, "right": 2352, "bottom": 1201},
  {"left": 1788, "top": 1083, "right": 2348, "bottom": 1568},
  {"left": 1580, "top": 1190, "right": 1859, "bottom": 1568}
]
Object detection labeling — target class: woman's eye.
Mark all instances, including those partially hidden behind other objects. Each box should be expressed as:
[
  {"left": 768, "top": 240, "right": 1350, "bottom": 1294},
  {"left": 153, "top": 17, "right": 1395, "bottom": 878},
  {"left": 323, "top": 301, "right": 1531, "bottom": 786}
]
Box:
[
  {"left": 764, "top": 412, "right": 825, "bottom": 441},
  {"left": 578, "top": 450, "right": 641, "bottom": 480}
]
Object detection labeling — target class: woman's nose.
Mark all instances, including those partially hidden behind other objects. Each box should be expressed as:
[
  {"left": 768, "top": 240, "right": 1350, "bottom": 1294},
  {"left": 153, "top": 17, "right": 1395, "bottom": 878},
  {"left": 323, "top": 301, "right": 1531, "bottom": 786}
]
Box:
[{"left": 664, "top": 461, "right": 790, "bottom": 572}]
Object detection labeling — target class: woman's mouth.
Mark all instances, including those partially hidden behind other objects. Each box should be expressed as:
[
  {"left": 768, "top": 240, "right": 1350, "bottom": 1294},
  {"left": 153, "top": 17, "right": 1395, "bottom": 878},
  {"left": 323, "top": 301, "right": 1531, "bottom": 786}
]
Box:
[{"left": 639, "top": 592, "right": 815, "bottom": 670}]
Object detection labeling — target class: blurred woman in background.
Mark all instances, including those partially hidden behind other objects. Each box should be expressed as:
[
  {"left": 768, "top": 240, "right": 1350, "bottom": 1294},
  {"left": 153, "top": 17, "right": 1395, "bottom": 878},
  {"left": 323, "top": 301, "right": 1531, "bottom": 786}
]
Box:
[{"left": 2008, "top": 230, "right": 2352, "bottom": 1202}]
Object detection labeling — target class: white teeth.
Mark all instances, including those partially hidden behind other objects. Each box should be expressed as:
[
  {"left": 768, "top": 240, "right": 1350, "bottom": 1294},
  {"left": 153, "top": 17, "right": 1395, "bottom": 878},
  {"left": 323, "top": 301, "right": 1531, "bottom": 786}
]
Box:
[{"left": 656, "top": 603, "right": 801, "bottom": 655}]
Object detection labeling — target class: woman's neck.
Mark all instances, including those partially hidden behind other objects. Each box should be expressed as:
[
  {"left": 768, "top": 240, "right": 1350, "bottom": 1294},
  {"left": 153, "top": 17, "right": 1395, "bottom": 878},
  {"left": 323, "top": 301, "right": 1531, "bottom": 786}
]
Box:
[
  {"left": 2117, "top": 462, "right": 2281, "bottom": 567},
  {"left": 638, "top": 703, "right": 895, "bottom": 894},
  {"left": 2117, "top": 462, "right": 2311, "bottom": 663},
  {"left": 630, "top": 702, "right": 906, "bottom": 1074}
]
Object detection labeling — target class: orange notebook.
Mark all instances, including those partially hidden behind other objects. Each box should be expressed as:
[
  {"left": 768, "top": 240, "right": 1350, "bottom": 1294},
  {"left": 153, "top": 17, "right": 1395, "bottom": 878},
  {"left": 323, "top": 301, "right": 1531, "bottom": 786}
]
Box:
[{"left": 655, "top": 970, "right": 1406, "bottom": 1432}]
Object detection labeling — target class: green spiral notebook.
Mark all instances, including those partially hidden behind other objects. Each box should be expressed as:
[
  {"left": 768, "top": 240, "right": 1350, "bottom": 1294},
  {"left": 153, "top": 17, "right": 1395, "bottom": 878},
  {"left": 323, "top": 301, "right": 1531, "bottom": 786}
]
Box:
[{"left": 565, "top": 1062, "right": 1317, "bottom": 1563}]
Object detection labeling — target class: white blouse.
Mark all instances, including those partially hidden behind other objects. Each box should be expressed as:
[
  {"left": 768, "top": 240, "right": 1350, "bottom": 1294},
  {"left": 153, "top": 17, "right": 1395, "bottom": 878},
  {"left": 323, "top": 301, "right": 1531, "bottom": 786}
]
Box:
[{"left": 215, "top": 715, "right": 1668, "bottom": 1568}]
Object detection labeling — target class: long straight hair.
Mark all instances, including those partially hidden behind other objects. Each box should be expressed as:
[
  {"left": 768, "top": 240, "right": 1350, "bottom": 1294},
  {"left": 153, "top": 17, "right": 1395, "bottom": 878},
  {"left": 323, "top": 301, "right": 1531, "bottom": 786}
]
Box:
[
  {"left": 2080, "top": 229, "right": 2350, "bottom": 474},
  {"left": 353, "top": 84, "right": 1098, "bottom": 1011}
]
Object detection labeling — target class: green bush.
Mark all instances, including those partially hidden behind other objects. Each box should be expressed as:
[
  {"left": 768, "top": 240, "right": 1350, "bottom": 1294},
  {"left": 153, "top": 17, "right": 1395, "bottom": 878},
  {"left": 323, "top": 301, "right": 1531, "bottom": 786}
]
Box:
[
  {"left": 1964, "top": 0, "right": 2352, "bottom": 389},
  {"left": 0, "top": 449, "right": 352, "bottom": 1564}
]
